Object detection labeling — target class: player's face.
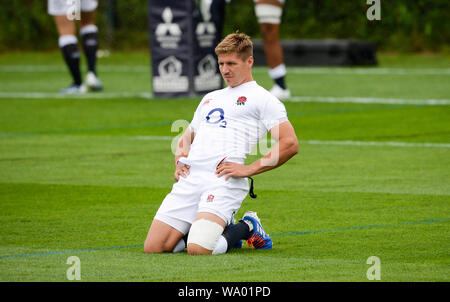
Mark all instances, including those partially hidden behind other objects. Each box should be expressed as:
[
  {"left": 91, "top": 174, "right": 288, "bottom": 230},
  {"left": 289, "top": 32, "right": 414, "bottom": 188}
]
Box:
[{"left": 218, "top": 52, "right": 254, "bottom": 88}]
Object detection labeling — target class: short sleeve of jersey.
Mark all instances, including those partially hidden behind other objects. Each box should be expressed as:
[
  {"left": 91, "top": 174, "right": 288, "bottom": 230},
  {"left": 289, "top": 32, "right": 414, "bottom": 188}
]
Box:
[
  {"left": 261, "top": 97, "right": 288, "bottom": 131},
  {"left": 189, "top": 96, "right": 208, "bottom": 133},
  {"left": 189, "top": 106, "right": 201, "bottom": 133}
]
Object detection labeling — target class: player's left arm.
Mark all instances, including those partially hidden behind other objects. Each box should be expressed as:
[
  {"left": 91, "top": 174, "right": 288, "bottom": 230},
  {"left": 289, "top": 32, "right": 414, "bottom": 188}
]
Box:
[
  {"left": 174, "top": 127, "right": 195, "bottom": 181},
  {"left": 216, "top": 121, "right": 298, "bottom": 180}
]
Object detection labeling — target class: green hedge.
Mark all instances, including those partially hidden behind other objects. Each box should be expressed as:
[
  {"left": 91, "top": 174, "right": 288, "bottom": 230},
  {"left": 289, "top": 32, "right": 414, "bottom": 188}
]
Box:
[{"left": 0, "top": 0, "right": 448, "bottom": 52}]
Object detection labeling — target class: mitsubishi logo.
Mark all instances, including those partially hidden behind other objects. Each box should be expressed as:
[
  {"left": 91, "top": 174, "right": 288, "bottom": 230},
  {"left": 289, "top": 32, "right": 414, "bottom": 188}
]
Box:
[{"left": 155, "top": 7, "right": 182, "bottom": 48}]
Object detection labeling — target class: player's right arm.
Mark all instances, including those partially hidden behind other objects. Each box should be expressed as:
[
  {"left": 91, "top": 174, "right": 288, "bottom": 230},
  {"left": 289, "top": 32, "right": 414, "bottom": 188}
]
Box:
[
  {"left": 174, "top": 93, "right": 208, "bottom": 180},
  {"left": 174, "top": 127, "right": 195, "bottom": 181}
]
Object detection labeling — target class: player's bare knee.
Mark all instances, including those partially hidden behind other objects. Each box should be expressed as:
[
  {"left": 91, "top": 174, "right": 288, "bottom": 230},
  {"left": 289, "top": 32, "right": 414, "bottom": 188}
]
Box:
[
  {"left": 260, "top": 23, "right": 277, "bottom": 37},
  {"left": 144, "top": 245, "right": 160, "bottom": 254},
  {"left": 144, "top": 243, "right": 175, "bottom": 254},
  {"left": 144, "top": 241, "right": 163, "bottom": 253},
  {"left": 80, "top": 11, "right": 95, "bottom": 26},
  {"left": 144, "top": 237, "right": 173, "bottom": 253},
  {"left": 187, "top": 243, "right": 212, "bottom": 255}
]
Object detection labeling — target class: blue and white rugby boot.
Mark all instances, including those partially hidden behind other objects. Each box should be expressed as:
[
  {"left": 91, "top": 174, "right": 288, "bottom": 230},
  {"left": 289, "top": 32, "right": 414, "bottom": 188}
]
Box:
[{"left": 242, "top": 211, "right": 273, "bottom": 249}]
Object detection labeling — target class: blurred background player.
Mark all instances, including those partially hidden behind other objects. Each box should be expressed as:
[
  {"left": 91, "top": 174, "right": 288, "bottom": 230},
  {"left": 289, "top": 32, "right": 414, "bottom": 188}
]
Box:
[
  {"left": 253, "top": 0, "right": 290, "bottom": 99},
  {"left": 203, "top": 0, "right": 290, "bottom": 99},
  {"left": 48, "top": 0, "right": 103, "bottom": 94}
]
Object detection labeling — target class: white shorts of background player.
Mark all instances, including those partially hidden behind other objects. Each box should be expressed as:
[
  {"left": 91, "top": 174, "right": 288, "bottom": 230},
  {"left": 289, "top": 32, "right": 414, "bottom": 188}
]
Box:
[
  {"left": 48, "top": 0, "right": 98, "bottom": 16},
  {"left": 254, "top": 0, "right": 284, "bottom": 24}
]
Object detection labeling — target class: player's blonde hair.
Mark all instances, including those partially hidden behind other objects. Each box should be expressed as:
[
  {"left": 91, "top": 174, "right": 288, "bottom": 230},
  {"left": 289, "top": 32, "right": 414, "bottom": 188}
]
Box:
[{"left": 215, "top": 33, "right": 253, "bottom": 61}]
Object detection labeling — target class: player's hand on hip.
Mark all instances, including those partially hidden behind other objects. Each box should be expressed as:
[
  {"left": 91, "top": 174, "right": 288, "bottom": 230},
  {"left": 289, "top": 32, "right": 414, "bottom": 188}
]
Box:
[
  {"left": 174, "top": 164, "right": 190, "bottom": 181},
  {"left": 216, "top": 162, "right": 251, "bottom": 181}
]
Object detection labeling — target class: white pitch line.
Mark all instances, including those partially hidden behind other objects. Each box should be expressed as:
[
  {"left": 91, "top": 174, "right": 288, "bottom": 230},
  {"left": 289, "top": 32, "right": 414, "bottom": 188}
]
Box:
[
  {"left": 133, "top": 136, "right": 450, "bottom": 149},
  {"left": 0, "top": 91, "right": 449, "bottom": 106},
  {"left": 133, "top": 135, "right": 173, "bottom": 141},
  {"left": 0, "top": 92, "right": 152, "bottom": 99},
  {"left": 266, "top": 67, "right": 450, "bottom": 76},
  {"left": 1, "top": 65, "right": 450, "bottom": 75},
  {"left": 286, "top": 96, "right": 450, "bottom": 105},
  {"left": 301, "top": 140, "right": 450, "bottom": 148},
  {"left": 0, "top": 65, "right": 150, "bottom": 73}
]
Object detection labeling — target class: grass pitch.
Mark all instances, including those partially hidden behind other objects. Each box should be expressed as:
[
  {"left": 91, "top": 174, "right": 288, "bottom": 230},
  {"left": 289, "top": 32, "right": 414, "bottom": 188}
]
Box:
[{"left": 0, "top": 52, "right": 449, "bottom": 281}]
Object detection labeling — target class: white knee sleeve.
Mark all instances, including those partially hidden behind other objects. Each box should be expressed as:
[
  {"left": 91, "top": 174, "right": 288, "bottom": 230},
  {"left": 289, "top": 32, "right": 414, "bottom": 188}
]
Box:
[
  {"left": 254, "top": 4, "right": 283, "bottom": 24},
  {"left": 187, "top": 219, "right": 224, "bottom": 251}
]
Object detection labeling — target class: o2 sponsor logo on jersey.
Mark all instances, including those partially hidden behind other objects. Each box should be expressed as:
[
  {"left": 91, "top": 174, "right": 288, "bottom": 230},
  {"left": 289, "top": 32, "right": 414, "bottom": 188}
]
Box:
[{"left": 206, "top": 108, "right": 227, "bottom": 128}]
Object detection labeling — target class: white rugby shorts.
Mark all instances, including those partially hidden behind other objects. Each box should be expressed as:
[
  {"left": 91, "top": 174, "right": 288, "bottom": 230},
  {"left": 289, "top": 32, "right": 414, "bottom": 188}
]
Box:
[
  {"left": 48, "top": 0, "right": 98, "bottom": 16},
  {"left": 254, "top": 3, "right": 283, "bottom": 24},
  {"left": 154, "top": 159, "right": 249, "bottom": 235}
]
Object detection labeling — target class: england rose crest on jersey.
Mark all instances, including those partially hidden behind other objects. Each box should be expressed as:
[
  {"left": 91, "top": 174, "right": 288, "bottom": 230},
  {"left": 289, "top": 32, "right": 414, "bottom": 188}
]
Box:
[
  {"left": 207, "top": 194, "right": 214, "bottom": 202},
  {"left": 236, "top": 96, "right": 247, "bottom": 106}
]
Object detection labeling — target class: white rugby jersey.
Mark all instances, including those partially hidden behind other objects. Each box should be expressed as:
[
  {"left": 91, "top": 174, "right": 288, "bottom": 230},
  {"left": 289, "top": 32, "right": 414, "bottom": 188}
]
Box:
[{"left": 187, "top": 81, "right": 288, "bottom": 166}]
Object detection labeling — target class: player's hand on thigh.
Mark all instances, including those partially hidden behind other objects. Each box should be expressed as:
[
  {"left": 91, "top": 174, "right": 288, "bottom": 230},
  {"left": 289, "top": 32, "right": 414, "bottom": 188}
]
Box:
[
  {"left": 174, "top": 164, "right": 190, "bottom": 181},
  {"left": 216, "top": 162, "right": 252, "bottom": 180}
]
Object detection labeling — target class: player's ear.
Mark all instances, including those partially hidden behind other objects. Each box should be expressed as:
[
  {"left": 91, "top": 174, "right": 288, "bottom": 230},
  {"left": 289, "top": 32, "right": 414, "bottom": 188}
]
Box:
[{"left": 247, "top": 55, "right": 254, "bottom": 67}]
